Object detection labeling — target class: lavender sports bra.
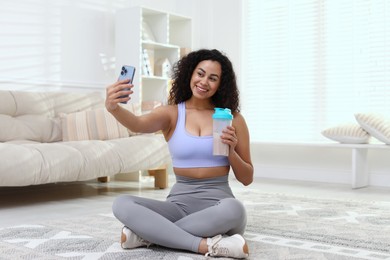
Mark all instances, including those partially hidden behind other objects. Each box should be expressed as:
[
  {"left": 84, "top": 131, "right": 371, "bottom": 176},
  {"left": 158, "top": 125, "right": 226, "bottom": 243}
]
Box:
[{"left": 167, "top": 102, "right": 229, "bottom": 168}]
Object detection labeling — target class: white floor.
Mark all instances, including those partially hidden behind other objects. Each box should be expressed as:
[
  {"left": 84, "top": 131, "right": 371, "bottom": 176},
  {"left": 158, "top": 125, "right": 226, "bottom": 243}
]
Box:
[{"left": 1, "top": 175, "right": 390, "bottom": 228}]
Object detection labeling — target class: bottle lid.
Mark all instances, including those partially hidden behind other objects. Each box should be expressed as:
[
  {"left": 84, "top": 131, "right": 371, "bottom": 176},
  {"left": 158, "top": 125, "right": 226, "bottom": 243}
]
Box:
[{"left": 212, "top": 107, "right": 233, "bottom": 120}]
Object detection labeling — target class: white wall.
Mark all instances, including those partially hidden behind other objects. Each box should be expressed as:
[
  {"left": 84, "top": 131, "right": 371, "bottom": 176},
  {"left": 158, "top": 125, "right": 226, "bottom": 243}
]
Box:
[
  {"left": 252, "top": 143, "right": 390, "bottom": 188},
  {"left": 0, "top": 0, "right": 241, "bottom": 93}
]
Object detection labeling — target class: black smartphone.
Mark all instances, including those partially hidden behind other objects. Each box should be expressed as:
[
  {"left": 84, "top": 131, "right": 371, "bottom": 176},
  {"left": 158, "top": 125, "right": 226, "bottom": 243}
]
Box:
[{"left": 118, "top": 65, "right": 136, "bottom": 104}]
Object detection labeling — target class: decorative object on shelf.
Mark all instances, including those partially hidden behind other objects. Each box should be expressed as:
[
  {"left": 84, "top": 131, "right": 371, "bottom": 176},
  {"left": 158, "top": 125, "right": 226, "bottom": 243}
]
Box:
[
  {"left": 142, "top": 21, "right": 156, "bottom": 42},
  {"left": 142, "top": 49, "right": 153, "bottom": 76},
  {"left": 154, "top": 58, "right": 171, "bottom": 78},
  {"left": 180, "top": 48, "right": 191, "bottom": 58}
]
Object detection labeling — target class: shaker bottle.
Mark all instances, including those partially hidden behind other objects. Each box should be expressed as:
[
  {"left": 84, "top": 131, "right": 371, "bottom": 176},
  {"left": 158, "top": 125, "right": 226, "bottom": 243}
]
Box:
[{"left": 212, "top": 108, "right": 233, "bottom": 156}]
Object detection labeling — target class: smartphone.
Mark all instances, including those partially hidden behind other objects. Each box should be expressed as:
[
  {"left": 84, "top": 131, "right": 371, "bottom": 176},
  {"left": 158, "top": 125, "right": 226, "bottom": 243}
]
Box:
[{"left": 118, "top": 65, "right": 136, "bottom": 104}]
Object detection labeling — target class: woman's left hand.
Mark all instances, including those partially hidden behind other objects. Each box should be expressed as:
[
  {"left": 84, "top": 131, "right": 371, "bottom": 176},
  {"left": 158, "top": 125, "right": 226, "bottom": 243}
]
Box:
[{"left": 221, "top": 126, "right": 238, "bottom": 152}]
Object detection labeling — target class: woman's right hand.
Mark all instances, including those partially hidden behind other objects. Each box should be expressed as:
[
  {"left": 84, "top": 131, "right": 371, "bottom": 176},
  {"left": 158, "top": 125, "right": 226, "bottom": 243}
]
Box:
[{"left": 105, "top": 79, "right": 134, "bottom": 112}]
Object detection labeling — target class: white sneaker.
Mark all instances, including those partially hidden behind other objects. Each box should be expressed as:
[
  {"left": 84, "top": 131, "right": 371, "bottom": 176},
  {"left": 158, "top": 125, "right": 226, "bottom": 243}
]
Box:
[
  {"left": 121, "top": 226, "right": 151, "bottom": 249},
  {"left": 205, "top": 234, "right": 249, "bottom": 259}
]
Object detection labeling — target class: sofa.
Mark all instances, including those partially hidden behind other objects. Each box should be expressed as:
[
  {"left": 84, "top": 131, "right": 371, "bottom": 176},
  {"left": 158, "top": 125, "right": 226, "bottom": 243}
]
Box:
[{"left": 0, "top": 90, "right": 171, "bottom": 188}]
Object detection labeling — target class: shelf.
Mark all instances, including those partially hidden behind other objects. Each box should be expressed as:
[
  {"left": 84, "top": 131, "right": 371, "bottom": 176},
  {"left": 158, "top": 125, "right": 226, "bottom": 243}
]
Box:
[
  {"left": 116, "top": 6, "right": 191, "bottom": 105},
  {"left": 142, "top": 41, "right": 180, "bottom": 50},
  {"left": 142, "top": 75, "right": 169, "bottom": 81}
]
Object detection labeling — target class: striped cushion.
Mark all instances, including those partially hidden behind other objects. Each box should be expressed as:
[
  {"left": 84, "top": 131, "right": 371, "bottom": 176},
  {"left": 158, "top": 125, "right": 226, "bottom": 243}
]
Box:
[
  {"left": 321, "top": 123, "right": 370, "bottom": 144},
  {"left": 61, "top": 108, "right": 128, "bottom": 141},
  {"left": 355, "top": 113, "right": 390, "bottom": 144}
]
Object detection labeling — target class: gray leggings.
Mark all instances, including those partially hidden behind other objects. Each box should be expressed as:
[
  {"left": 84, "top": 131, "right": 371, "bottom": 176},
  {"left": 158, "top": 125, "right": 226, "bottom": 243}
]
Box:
[{"left": 112, "top": 175, "right": 247, "bottom": 253}]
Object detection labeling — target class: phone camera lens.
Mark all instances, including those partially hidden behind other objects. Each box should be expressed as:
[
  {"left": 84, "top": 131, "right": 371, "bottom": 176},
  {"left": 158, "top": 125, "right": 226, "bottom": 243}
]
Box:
[
  {"left": 124, "top": 69, "right": 127, "bottom": 73},
  {"left": 121, "top": 71, "right": 124, "bottom": 75},
  {"left": 121, "top": 66, "right": 125, "bottom": 71}
]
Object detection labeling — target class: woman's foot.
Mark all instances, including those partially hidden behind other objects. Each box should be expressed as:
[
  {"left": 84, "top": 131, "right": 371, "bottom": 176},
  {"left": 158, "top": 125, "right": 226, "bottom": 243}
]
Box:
[
  {"left": 121, "top": 226, "right": 152, "bottom": 249},
  {"left": 205, "top": 234, "right": 249, "bottom": 258}
]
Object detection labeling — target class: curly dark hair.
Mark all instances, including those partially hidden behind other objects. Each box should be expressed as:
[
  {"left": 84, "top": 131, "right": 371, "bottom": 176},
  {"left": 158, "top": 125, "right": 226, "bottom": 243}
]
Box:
[{"left": 168, "top": 49, "right": 240, "bottom": 112}]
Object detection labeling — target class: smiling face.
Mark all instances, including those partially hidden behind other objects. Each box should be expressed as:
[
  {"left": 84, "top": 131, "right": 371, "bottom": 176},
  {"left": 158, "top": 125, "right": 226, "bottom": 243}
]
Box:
[{"left": 190, "top": 60, "right": 222, "bottom": 100}]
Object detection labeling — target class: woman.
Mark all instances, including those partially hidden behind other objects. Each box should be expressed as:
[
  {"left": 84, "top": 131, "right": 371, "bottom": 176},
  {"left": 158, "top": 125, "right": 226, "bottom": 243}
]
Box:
[{"left": 106, "top": 49, "right": 253, "bottom": 258}]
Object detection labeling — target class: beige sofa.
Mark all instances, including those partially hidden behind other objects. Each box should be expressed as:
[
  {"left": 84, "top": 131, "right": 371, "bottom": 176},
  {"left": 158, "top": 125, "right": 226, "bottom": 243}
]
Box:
[{"left": 0, "top": 90, "right": 171, "bottom": 188}]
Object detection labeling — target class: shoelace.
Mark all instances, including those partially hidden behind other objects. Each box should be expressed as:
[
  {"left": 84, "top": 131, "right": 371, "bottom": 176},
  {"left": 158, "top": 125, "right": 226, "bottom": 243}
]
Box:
[
  {"left": 205, "top": 235, "right": 229, "bottom": 257},
  {"left": 140, "top": 238, "right": 151, "bottom": 247},
  {"left": 122, "top": 228, "right": 151, "bottom": 249},
  {"left": 137, "top": 236, "right": 152, "bottom": 248}
]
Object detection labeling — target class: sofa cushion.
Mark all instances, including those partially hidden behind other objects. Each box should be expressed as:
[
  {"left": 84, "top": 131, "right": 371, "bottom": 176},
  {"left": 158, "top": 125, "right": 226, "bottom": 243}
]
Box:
[
  {"left": 0, "top": 135, "right": 171, "bottom": 186},
  {"left": 0, "top": 90, "right": 105, "bottom": 117},
  {"left": 0, "top": 114, "right": 62, "bottom": 142},
  {"left": 108, "top": 134, "right": 170, "bottom": 173},
  {"left": 50, "top": 92, "right": 104, "bottom": 116},
  {"left": 61, "top": 108, "right": 129, "bottom": 141},
  {"left": 0, "top": 141, "right": 121, "bottom": 186},
  {"left": 0, "top": 90, "right": 17, "bottom": 116},
  {"left": 0, "top": 143, "right": 47, "bottom": 185},
  {"left": 12, "top": 91, "right": 56, "bottom": 117}
]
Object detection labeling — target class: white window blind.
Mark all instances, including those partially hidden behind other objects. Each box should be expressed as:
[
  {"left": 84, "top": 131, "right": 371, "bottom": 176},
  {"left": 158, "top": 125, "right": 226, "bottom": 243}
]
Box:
[
  {"left": 0, "top": 1, "right": 122, "bottom": 90},
  {"left": 0, "top": 1, "right": 61, "bottom": 85},
  {"left": 242, "top": 0, "right": 390, "bottom": 142}
]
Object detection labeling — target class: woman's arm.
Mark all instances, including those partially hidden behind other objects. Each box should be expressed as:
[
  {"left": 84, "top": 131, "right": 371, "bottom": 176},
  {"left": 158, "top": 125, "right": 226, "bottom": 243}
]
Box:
[
  {"left": 221, "top": 113, "right": 254, "bottom": 186},
  {"left": 105, "top": 79, "right": 171, "bottom": 134}
]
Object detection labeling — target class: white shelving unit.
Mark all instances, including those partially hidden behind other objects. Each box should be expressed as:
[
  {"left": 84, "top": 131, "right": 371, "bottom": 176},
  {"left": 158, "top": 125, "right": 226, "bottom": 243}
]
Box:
[{"left": 115, "top": 7, "right": 192, "bottom": 106}]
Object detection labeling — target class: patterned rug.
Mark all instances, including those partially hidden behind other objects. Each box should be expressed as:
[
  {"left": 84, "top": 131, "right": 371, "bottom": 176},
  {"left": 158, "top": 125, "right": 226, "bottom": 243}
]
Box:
[{"left": 1, "top": 189, "right": 390, "bottom": 260}]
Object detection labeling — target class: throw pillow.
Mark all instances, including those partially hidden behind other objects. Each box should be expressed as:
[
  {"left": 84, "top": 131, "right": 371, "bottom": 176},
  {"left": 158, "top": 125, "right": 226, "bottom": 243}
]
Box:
[
  {"left": 321, "top": 123, "right": 370, "bottom": 144},
  {"left": 355, "top": 113, "right": 390, "bottom": 144},
  {"left": 121, "top": 102, "right": 142, "bottom": 136},
  {"left": 61, "top": 108, "right": 128, "bottom": 141}
]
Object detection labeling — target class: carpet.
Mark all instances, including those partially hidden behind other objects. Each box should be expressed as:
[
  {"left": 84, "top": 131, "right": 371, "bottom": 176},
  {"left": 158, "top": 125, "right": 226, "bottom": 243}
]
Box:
[{"left": 1, "top": 189, "right": 390, "bottom": 260}]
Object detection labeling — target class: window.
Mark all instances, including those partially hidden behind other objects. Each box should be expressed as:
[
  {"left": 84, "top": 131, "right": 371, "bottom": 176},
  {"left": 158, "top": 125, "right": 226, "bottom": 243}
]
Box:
[
  {"left": 0, "top": 1, "right": 122, "bottom": 91},
  {"left": 242, "top": 0, "right": 390, "bottom": 142}
]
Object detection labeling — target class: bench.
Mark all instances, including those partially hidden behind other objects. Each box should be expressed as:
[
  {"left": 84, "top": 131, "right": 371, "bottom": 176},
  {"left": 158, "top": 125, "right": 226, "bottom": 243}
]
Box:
[{"left": 256, "top": 142, "right": 390, "bottom": 189}]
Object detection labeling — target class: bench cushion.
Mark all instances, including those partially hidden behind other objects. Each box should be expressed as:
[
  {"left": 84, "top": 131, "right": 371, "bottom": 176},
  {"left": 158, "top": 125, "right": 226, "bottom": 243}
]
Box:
[
  {"left": 321, "top": 123, "right": 370, "bottom": 144},
  {"left": 355, "top": 113, "right": 390, "bottom": 144}
]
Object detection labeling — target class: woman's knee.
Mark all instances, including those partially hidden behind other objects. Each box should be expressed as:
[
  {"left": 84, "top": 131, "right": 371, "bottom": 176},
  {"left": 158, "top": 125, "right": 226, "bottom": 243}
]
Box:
[
  {"left": 218, "top": 198, "right": 246, "bottom": 220},
  {"left": 112, "top": 195, "right": 136, "bottom": 219},
  {"left": 220, "top": 198, "right": 247, "bottom": 235}
]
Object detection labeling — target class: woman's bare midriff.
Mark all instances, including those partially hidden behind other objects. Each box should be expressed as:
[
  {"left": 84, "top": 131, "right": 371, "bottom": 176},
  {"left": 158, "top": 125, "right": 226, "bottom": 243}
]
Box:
[{"left": 174, "top": 166, "right": 230, "bottom": 179}]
